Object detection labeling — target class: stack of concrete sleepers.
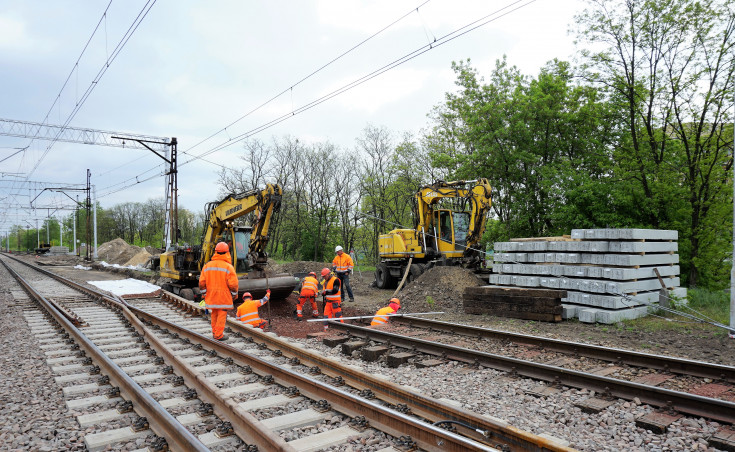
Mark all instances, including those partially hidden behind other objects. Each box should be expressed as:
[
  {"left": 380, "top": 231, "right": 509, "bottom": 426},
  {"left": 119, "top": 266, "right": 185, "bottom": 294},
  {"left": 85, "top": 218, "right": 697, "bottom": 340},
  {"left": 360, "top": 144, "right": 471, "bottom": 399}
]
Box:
[{"left": 489, "top": 228, "right": 686, "bottom": 324}]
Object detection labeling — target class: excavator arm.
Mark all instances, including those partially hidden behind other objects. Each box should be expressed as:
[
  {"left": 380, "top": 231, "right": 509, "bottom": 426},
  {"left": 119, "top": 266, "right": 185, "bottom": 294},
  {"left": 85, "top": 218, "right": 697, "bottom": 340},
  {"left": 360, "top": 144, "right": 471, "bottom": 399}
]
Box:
[
  {"left": 414, "top": 178, "right": 492, "bottom": 251},
  {"left": 198, "top": 183, "right": 282, "bottom": 270}
]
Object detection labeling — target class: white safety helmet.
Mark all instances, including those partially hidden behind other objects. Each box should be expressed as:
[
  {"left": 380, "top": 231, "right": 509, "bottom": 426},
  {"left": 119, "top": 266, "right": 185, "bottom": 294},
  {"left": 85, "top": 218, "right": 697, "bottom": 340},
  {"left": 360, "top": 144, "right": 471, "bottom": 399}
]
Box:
[{"left": 335, "top": 245, "right": 343, "bottom": 252}]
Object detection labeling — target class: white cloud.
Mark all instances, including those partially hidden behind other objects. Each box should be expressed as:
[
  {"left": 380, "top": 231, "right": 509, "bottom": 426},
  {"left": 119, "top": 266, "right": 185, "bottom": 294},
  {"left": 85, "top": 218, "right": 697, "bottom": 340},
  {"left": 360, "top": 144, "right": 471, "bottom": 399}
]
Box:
[
  {"left": 0, "top": 14, "right": 30, "bottom": 50},
  {"left": 325, "top": 66, "right": 431, "bottom": 114}
]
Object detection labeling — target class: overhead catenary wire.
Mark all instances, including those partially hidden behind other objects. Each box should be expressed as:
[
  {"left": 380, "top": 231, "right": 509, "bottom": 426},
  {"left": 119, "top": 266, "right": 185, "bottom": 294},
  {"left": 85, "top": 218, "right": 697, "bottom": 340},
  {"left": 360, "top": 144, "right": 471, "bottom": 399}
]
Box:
[
  {"left": 4, "top": 0, "right": 158, "bottom": 229},
  {"left": 26, "top": 0, "right": 158, "bottom": 178},
  {"left": 183, "top": 0, "right": 432, "bottom": 156},
  {"left": 92, "top": 0, "right": 433, "bottom": 190},
  {"left": 93, "top": 0, "right": 536, "bottom": 197},
  {"left": 182, "top": 0, "right": 537, "bottom": 165}
]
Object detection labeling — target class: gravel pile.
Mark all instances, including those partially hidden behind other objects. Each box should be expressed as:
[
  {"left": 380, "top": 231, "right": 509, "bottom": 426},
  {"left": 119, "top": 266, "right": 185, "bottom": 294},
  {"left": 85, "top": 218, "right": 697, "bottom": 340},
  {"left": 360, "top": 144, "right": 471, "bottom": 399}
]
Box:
[
  {"left": 399, "top": 266, "right": 485, "bottom": 314},
  {"left": 96, "top": 238, "right": 142, "bottom": 265}
]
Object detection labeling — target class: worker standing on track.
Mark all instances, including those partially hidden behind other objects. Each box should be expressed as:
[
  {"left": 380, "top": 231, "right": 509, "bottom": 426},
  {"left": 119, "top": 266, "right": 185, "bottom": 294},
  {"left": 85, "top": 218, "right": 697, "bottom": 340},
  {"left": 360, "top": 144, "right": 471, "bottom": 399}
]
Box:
[
  {"left": 296, "top": 271, "right": 320, "bottom": 320},
  {"left": 321, "top": 267, "right": 343, "bottom": 330},
  {"left": 236, "top": 290, "right": 271, "bottom": 329},
  {"left": 199, "top": 242, "right": 238, "bottom": 341},
  {"left": 332, "top": 245, "right": 355, "bottom": 302},
  {"left": 371, "top": 298, "right": 401, "bottom": 326}
]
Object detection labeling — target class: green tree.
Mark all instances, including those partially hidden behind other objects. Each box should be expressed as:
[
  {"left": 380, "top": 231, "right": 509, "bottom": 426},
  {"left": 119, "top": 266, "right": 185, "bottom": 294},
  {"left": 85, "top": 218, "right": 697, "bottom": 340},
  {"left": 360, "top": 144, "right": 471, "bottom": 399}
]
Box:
[
  {"left": 575, "top": 0, "right": 735, "bottom": 287},
  {"left": 425, "top": 58, "right": 615, "bottom": 243}
]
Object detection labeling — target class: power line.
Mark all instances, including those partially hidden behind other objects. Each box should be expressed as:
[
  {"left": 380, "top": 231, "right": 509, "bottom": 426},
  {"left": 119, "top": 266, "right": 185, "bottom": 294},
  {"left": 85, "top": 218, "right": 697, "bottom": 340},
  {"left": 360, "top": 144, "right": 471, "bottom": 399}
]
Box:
[
  {"left": 94, "top": 0, "right": 431, "bottom": 182},
  {"left": 5, "top": 0, "right": 158, "bottom": 229},
  {"left": 25, "top": 0, "right": 158, "bottom": 179},
  {"left": 184, "top": 0, "right": 432, "bottom": 156},
  {"left": 182, "top": 0, "right": 536, "bottom": 164},
  {"left": 94, "top": 0, "right": 536, "bottom": 197}
]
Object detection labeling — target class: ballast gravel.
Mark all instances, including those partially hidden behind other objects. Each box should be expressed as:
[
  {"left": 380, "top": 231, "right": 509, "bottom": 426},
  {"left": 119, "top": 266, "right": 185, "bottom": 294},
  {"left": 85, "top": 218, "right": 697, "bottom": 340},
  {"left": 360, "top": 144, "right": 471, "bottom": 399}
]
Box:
[{"left": 296, "top": 335, "right": 727, "bottom": 452}]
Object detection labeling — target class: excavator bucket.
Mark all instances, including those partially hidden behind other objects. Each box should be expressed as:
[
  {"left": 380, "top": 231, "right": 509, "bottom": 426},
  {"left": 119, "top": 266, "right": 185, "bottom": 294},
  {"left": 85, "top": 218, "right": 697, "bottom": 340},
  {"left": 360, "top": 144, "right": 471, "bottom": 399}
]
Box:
[{"left": 237, "top": 273, "right": 299, "bottom": 301}]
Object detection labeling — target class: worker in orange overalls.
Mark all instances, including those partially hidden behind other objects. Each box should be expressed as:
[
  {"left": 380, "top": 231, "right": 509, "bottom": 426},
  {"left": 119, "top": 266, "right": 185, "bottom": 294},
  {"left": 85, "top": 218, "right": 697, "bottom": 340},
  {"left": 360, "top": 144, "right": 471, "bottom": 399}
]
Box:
[
  {"left": 371, "top": 298, "right": 401, "bottom": 326},
  {"left": 332, "top": 246, "right": 355, "bottom": 302},
  {"left": 236, "top": 290, "right": 271, "bottom": 329},
  {"left": 199, "top": 242, "right": 238, "bottom": 341},
  {"left": 296, "top": 271, "right": 320, "bottom": 320},
  {"left": 320, "top": 267, "right": 343, "bottom": 330}
]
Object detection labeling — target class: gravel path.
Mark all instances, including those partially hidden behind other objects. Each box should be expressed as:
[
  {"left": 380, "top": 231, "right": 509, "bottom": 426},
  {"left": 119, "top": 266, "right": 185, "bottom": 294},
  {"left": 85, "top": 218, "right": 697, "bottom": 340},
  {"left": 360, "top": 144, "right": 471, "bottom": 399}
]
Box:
[{"left": 0, "top": 264, "right": 84, "bottom": 450}]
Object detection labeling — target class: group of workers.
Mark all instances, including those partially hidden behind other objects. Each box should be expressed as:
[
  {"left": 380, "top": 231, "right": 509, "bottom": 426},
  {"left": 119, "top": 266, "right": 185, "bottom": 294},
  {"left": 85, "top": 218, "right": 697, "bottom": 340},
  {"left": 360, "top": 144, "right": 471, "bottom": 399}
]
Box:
[{"left": 198, "top": 242, "right": 401, "bottom": 340}]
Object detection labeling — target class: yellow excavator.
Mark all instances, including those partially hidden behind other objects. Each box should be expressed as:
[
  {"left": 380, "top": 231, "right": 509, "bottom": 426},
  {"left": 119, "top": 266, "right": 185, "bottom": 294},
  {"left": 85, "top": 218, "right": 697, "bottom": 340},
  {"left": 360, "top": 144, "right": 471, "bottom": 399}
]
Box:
[
  {"left": 375, "top": 178, "right": 492, "bottom": 289},
  {"left": 158, "top": 184, "right": 299, "bottom": 300}
]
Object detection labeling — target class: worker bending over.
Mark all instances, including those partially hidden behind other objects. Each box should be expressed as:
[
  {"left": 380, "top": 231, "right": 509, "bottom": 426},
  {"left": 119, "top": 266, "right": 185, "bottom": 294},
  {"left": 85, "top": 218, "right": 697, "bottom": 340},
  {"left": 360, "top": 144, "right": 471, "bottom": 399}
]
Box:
[
  {"left": 332, "top": 246, "right": 355, "bottom": 302},
  {"left": 199, "top": 242, "right": 238, "bottom": 341},
  {"left": 371, "top": 298, "right": 401, "bottom": 326},
  {"left": 236, "top": 290, "right": 271, "bottom": 329},
  {"left": 296, "top": 271, "right": 320, "bottom": 320},
  {"left": 321, "top": 267, "right": 344, "bottom": 330}
]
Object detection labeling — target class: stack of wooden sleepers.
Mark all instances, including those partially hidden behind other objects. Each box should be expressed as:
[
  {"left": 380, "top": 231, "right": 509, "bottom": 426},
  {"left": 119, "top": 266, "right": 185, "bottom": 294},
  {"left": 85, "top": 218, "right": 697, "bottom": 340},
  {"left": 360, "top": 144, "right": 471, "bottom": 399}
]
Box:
[{"left": 488, "top": 228, "right": 686, "bottom": 324}]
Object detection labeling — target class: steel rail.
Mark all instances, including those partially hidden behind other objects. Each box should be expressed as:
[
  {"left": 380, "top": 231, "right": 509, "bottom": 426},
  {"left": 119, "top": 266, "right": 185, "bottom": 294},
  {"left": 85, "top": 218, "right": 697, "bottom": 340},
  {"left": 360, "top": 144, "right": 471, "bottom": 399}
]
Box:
[
  {"left": 159, "top": 293, "right": 575, "bottom": 452},
  {"left": 2, "top": 253, "right": 292, "bottom": 451},
  {"left": 327, "top": 321, "right": 735, "bottom": 424},
  {"left": 0, "top": 257, "right": 210, "bottom": 452},
  {"left": 393, "top": 316, "right": 735, "bottom": 383},
  {"left": 3, "top": 254, "right": 502, "bottom": 451},
  {"left": 115, "top": 296, "right": 294, "bottom": 451},
  {"left": 128, "top": 303, "right": 499, "bottom": 452}
]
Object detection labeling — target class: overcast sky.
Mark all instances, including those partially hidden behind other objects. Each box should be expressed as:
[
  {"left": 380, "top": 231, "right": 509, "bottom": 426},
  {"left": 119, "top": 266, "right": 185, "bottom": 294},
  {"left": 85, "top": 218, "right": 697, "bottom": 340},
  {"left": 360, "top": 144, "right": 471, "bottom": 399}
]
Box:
[{"left": 0, "top": 0, "right": 587, "bottom": 235}]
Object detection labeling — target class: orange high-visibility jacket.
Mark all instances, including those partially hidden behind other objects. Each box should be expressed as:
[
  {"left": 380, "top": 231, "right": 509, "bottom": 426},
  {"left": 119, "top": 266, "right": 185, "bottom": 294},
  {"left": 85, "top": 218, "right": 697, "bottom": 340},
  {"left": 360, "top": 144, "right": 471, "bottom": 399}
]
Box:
[
  {"left": 300, "top": 275, "right": 319, "bottom": 297},
  {"left": 198, "top": 252, "right": 238, "bottom": 310},
  {"left": 371, "top": 306, "right": 396, "bottom": 326},
  {"left": 323, "top": 276, "right": 341, "bottom": 303},
  {"left": 332, "top": 253, "right": 354, "bottom": 273},
  {"left": 236, "top": 296, "right": 269, "bottom": 325}
]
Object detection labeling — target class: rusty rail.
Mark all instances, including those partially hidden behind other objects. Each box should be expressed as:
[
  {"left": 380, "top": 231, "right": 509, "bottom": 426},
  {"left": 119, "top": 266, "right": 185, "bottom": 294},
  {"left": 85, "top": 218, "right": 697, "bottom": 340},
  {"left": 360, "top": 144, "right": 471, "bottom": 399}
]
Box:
[
  {"left": 327, "top": 321, "right": 735, "bottom": 424},
  {"left": 392, "top": 316, "right": 735, "bottom": 383}
]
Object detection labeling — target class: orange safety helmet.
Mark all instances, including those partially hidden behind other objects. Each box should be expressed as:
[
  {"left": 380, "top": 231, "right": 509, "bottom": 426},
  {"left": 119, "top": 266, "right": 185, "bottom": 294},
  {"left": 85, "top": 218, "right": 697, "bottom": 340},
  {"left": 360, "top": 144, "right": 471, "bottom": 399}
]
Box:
[
  {"left": 389, "top": 298, "right": 400, "bottom": 311},
  {"left": 242, "top": 292, "right": 252, "bottom": 299},
  {"left": 215, "top": 242, "right": 229, "bottom": 253},
  {"left": 320, "top": 268, "right": 331, "bottom": 278},
  {"left": 308, "top": 271, "right": 317, "bottom": 278}
]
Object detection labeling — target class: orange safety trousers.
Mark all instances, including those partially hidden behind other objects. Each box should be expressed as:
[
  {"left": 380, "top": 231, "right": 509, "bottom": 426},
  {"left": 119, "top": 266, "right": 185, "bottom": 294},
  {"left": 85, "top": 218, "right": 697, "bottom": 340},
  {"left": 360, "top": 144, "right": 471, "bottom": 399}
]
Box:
[
  {"left": 324, "top": 300, "right": 344, "bottom": 323},
  {"left": 297, "top": 294, "right": 319, "bottom": 317},
  {"left": 210, "top": 309, "right": 228, "bottom": 339}
]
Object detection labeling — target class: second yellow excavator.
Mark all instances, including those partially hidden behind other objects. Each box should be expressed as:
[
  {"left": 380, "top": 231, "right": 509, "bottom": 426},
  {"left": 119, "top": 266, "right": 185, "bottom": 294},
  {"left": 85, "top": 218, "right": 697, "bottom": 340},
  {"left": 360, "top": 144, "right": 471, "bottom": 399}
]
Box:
[
  {"left": 158, "top": 184, "right": 299, "bottom": 300},
  {"left": 375, "top": 178, "right": 492, "bottom": 289}
]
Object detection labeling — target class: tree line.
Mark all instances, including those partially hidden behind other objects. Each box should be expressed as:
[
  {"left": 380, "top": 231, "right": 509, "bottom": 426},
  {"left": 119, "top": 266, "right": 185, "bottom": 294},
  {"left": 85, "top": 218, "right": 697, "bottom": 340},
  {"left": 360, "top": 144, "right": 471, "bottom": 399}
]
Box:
[{"left": 4, "top": 0, "right": 734, "bottom": 289}]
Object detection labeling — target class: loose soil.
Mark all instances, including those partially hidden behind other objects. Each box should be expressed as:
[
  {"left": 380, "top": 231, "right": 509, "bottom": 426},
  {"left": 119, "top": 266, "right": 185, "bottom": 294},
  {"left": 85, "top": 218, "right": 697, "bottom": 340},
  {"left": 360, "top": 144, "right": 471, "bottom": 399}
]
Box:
[{"left": 11, "top": 245, "right": 735, "bottom": 366}]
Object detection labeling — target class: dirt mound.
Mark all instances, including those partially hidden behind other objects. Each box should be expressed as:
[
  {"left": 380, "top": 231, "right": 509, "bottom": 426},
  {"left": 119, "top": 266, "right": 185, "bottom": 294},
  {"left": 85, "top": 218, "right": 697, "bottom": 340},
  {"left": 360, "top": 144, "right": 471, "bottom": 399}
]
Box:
[
  {"left": 124, "top": 249, "right": 152, "bottom": 267},
  {"left": 269, "top": 261, "right": 331, "bottom": 275},
  {"left": 144, "top": 246, "right": 160, "bottom": 255},
  {"left": 399, "top": 266, "right": 485, "bottom": 314},
  {"left": 97, "top": 238, "right": 142, "bottom": 265}
]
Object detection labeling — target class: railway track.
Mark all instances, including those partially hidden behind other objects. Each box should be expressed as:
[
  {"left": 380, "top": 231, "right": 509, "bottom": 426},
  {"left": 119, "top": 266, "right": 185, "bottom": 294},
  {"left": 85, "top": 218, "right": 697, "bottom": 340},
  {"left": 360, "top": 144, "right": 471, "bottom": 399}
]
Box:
[
  {"left": 1, "top": 253, "right": 570, "bottom": 452},
  {"left": 322, "top": 316, "right": 735, "bottom": 427}
]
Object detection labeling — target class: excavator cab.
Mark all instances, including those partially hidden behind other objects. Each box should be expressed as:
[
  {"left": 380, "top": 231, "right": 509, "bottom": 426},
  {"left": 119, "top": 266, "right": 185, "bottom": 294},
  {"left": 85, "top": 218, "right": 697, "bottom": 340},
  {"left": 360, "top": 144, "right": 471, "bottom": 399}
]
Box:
[
  {"left": 231, "top": 227, "right": 252, "bottom": 272},
  {"left": 434, "top": 209, "right": 471, "bottom": 253}
]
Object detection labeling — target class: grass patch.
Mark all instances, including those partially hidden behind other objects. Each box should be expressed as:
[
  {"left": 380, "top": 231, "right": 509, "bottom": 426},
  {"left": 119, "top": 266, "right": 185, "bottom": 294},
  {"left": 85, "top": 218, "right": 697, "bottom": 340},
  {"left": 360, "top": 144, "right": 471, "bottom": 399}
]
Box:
[{"left": 618, "top": 287, "right": 730, "bottom": 336}]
